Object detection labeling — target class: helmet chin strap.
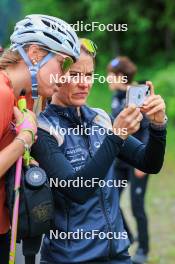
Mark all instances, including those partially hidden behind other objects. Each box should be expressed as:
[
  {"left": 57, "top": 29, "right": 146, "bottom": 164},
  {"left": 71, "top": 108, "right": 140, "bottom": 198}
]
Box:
[{"left": 17, "top": 46, "right": 54, "bottom": 99}]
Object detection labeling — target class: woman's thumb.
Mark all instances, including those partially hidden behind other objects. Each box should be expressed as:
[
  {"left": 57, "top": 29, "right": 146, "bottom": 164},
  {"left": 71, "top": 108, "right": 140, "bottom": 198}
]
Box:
[{"left": 13, "top": 106, "right": 23, "bottom": 123}]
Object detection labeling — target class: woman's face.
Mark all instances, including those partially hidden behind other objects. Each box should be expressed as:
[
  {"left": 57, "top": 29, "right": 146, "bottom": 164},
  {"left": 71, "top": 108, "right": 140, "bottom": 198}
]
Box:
[
  {"left": 52, "top": 51, "right": 94, "bottom": 107},
  {"left": 27, "top": 45, "right": 74, "bottom": 98},
  {"left": 37, "top": 54, "right": 72, "bottom": 98}
]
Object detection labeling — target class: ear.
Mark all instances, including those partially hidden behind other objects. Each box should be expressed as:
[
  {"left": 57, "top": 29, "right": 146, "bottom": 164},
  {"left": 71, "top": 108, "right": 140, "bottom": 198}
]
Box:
[{"left": 27, "top": 44, "right": 47, "bottom": 63}]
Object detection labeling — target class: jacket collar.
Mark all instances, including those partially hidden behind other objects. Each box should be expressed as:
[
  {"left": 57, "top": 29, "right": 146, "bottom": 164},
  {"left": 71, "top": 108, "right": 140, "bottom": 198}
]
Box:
[{"left": 47, "top": 104, "right": 97, "bottom": 124}]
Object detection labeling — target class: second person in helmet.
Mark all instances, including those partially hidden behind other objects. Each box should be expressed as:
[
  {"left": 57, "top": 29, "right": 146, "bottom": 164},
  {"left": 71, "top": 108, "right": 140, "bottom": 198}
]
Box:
[{"left": 0, "top": 14, "right": 80, "bottom": 264}]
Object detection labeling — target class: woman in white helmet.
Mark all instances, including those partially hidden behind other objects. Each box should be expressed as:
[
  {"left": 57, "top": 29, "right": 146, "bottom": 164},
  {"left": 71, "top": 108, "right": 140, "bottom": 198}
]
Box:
[{"left": 0, "top": 14, "right": 80, "bottom": 264}]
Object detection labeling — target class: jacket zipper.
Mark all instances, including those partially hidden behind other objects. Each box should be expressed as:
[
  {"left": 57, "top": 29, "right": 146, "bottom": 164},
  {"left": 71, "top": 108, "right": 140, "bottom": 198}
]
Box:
[
  {"left": 65, "top": 202, "right": 70, "bottom": 247},
  {"left": 99, "top": 189, "right": 113, "bottom": 259},
  {"left": 82, "top": 122, "right": 113, "bottom": 259}
]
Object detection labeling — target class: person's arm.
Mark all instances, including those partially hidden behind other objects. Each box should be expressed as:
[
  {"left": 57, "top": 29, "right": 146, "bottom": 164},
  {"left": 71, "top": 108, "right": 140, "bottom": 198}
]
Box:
[
  {"left": 0, "top": 107, "right": 37, "bottom": 178},
  {"left": 0, "top": 132, "right": 32, "bottom": 177},
  {"left": 31, "top": 128, "right": 124, "bottom": 204},
  {"left": 118, "top": 125, "right": 166, "bottom": 174},
  {"left": 119, "top": 81, "right": 167, "bottom": 175},
  {"left": 32, "top": 104, "right": 144, "bottom": 203},
  {"left": 134, "top": 116, "right": 149, "bottom": 143},
  {"left": 133, "top": 116, "right": 150, "bottom": 177}
]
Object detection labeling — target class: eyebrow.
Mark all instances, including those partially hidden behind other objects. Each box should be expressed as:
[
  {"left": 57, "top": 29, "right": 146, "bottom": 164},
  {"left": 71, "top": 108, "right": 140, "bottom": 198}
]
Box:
[{"left": 69, "top": 70, "right": 94, "bottom": 74}]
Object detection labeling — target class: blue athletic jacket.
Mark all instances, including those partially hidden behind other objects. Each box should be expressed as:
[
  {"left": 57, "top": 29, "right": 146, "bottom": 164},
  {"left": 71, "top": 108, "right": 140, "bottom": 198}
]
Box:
[{"left": 32, "top": 104, "right": 166, "bottom": 263}]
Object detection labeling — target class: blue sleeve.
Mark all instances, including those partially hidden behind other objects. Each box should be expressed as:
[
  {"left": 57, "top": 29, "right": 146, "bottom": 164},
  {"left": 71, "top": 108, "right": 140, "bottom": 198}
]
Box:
[
  {"left": 133, "top": 115, "right": 149, "bottom": 144},
  {"left": 118, "top": 126, "right": 166, "bottom": 173},
  {"left": 31, "top": 128, "right": 124, "bottom": 204}
]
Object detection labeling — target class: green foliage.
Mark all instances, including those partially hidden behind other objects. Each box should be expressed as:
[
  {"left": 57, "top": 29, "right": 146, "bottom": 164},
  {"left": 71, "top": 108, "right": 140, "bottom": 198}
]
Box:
[
  {"left": 8, "top": 0, "right": 174, "bottom": 122},
  {"left": 153, "top": 63, "right": 175, "bottom": 123},
  {"left": 20, "top": 0, "right": 175, "bottom": 62}
]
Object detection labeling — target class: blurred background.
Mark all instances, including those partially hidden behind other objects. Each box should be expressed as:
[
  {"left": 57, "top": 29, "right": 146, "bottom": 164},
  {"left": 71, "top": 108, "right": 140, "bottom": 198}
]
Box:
[{"left": 1, "top": 0, "right": 175, "bottom": 263}]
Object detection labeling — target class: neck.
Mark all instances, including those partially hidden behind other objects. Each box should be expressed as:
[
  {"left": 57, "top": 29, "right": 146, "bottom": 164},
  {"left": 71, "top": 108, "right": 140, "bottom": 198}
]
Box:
[
  {"left": 51, "top": 95, "right": 81, "bottom": 116},
  {"left": 4, "top": 62, "right": 32, "bottom": 99}
]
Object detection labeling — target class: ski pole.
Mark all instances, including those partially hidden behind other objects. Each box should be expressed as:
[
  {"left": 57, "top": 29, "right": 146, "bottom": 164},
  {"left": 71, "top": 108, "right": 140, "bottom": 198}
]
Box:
[{"left": 9, "top": 90, "right": 29, "bottom": 264}]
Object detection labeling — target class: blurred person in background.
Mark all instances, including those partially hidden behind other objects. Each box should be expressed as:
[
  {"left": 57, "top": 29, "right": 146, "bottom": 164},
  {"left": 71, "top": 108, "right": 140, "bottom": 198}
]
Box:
[
  {"left": 32, "top": 40, "right": 167, "bottom": 264},
  {"left": 107, "top": 56, "right": 151, "bottom": 264}
]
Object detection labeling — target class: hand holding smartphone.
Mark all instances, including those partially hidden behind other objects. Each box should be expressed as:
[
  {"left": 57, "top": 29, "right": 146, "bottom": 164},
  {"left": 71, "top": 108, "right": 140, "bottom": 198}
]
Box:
[{"left": 126, "top": 85, "right": 151, "bottom": 107}]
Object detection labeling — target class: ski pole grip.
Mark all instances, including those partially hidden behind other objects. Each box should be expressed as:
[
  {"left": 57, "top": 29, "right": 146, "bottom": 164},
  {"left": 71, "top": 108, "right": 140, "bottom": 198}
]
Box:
[{"left": 18, "top": 90, "right": 27, "bottom": 112}]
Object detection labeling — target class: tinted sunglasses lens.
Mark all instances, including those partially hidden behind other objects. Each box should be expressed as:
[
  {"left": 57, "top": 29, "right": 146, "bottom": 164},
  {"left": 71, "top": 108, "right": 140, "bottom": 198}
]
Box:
[
  {"left": 81, "top": 39, "right": 97, "bottom": 56},
  {"left": 62, "top": 57, "right": 74, "bottom": 73}
]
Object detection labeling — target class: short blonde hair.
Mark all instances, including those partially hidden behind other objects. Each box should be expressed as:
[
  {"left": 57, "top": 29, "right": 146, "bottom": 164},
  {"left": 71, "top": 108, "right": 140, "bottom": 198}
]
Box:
[{"left": 0, "top": 48, "right": 22, "bottom": 69}]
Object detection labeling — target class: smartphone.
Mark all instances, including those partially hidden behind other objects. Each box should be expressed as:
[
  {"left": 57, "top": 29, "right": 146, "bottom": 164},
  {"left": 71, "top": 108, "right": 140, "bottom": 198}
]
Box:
[{"left": 126, "top": 84, "right": 151, "bottom": 107}]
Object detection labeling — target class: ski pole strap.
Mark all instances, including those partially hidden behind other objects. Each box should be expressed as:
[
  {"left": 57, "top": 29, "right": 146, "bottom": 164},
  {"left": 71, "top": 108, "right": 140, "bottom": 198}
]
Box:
[{"left": 23, "top": 236, "right": 42, "bottom": 264}]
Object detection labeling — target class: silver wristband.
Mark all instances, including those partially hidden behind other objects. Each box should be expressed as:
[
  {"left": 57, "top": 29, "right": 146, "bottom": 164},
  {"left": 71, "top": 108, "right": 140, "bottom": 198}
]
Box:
[{"left": 15, "top": 137, "right": 31, "bottom": 152}]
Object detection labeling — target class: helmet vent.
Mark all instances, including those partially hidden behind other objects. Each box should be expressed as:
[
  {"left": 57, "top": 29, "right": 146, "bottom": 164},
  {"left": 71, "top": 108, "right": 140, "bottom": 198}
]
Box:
[
  {"left": 25, "top": 22, "right": 33, "bottom": 27},
  {"left": 19, "top": 30, "right": 35, "bottom": 34},
  {"left": 56, "top": 27, "right": 66, "bottom": 35},
  {"left": 67, "top": 39, "right": 73, "bottom": 49},
  {"left": 66, "top": 30, "right": 75, "bottom": 42},
  {"left": 42, "top": 19, "right": 50, "bottom": 28},
  {"left": 43, "top": 32, "right": 62, "bottom": 44}
]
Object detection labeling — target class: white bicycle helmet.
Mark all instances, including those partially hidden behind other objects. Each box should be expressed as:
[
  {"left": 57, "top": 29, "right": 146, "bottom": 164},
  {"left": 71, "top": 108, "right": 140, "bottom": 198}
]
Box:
[{"left": 10, "top": 14, "right": 80, "bottom": 98}]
